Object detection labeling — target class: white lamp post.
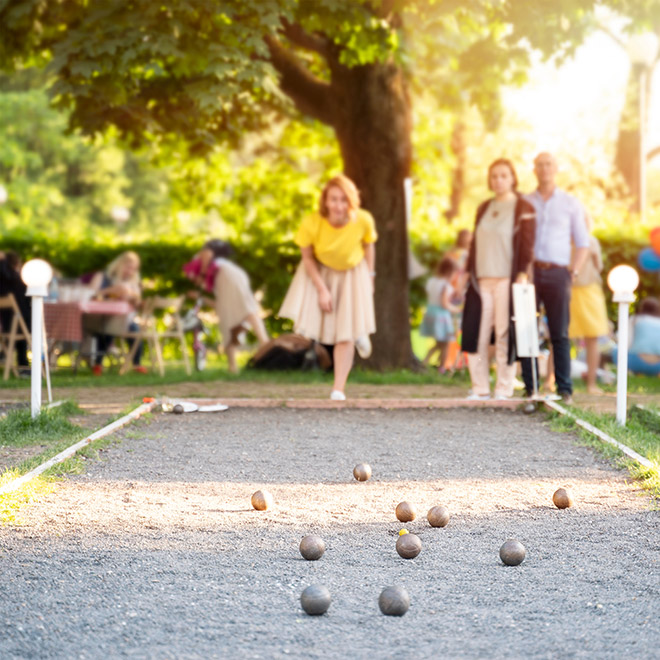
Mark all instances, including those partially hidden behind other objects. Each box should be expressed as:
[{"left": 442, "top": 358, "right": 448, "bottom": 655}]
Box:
[
  {"left": 20, "top": 259, "right": 53, "bottom": 419},
  {"left": 607, "top": 265, "right": 640, "bottom": 426},
  {"left": 628, "top": 33, "right": 659, "bottom": 224}
]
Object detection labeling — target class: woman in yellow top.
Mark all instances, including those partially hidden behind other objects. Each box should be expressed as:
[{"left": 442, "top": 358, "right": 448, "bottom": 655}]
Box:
[{"left": 279, "top": 175, "right": 377, "bottom": 400}]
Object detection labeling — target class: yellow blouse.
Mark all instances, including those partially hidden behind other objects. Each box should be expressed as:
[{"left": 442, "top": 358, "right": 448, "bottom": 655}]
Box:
[{"left": 295, "top": 210, "right": 378, "bottom": 271}]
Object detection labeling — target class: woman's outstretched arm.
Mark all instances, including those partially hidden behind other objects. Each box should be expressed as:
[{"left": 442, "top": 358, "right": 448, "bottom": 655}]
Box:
[{"left": 301, "top": 246, "right": 332, "bottom": 312}]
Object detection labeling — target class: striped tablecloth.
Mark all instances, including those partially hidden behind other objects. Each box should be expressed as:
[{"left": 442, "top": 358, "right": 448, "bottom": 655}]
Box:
[{"left": 44, "top": 300, "right": 133, "bottom": 342}]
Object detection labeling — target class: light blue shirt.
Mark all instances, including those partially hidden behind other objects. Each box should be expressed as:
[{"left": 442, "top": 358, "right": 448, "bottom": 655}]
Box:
[
  {"left": 525, "top": 188, "right": 589, "bottom": 266},
  {"left": 630, "top": 315, "right": 660, "bottom": 355}
]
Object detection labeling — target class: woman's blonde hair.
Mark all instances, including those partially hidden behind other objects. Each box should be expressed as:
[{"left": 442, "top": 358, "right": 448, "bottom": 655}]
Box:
[
  {"left": 106, "top": 251, "right": 141, "bottom": 285},
  {"left": 319, "top": 174, "right": 361, "bottom": 218}
]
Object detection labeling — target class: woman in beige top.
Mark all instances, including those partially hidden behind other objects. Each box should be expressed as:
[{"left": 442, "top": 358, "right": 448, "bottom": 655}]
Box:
[{"left": 461, "top": 159, "right": 536, "bottom": 399}]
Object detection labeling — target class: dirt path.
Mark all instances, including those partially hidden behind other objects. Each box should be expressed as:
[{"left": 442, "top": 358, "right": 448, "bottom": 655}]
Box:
[
  {"left": 1, "top": 407, "right": 657, "bottom": 659},
  {"left": 1, "top": 381, "right": 656, "bottom": 415}
]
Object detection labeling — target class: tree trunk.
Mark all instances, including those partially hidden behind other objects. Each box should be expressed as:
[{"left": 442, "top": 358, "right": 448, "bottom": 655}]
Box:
[
  {"left": 444, "top": 119, "right": 466, "bottom": 222},
  {"left": 615, "top": 62, "right": 654, "bottom": 211},
  {"left": 331, "top": 60, "right": 414, "bottom": 369}
]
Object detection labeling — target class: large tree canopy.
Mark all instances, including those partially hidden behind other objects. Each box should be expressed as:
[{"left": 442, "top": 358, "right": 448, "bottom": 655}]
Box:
[{"left": 1, "top": 0, "right": 649, "bottom": 366}]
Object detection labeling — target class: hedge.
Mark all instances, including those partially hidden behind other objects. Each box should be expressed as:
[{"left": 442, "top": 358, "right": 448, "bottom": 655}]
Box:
[{"left": 2, "top": 229, "right": 658, "bottom": 335}]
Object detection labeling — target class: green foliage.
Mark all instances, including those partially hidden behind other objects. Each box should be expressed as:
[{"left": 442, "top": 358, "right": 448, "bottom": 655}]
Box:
[
  {"left": 0, "top": 0, "right": 293, "bottom": 149},
  {"left": 1, "top": 0, "right": 658, "bottom": 349},
  {"left": 0, "top": 74, "right": 172, "bottom": 238},
  {"left": 0, "top": 0, "right": 589, "bottom": 149}
]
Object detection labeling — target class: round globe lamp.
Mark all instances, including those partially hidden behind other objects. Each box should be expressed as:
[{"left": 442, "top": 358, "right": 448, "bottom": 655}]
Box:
[
  {"left": 607, "top": 265, "right": 640, "bottom": 425},
  {"left": 20, "top": 259, "right": 53, "bottom": 418}
]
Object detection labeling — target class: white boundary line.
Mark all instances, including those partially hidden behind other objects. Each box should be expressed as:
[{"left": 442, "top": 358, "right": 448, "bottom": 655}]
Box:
[
  {"left": 543, "top": 400, "right": 654, "bottom": 469},
  {"left": 0, "top": 401, "right": 156, "bottom": 496}
]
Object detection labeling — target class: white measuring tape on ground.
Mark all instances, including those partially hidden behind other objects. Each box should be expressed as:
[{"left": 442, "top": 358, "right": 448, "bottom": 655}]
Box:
[
  {"left": 0, "top": 401, "right": 156, "bottom": 496},
  {"left": 544, "top": 400, "right": 653, "bottom": 469}
]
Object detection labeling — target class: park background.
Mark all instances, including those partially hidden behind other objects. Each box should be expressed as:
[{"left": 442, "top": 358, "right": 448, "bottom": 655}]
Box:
[
  {"left": 1, "top": 0, "right": 659, "bottom": 539},
  {"left": 1, "top": 1, "right": 659, "bottom": 370}
]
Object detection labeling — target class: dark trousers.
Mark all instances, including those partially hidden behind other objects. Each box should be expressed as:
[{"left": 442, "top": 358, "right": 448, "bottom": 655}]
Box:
[
  {"left": 521, "top": 266, "right": 573, "bottom": 395},
  {"left": 94, "top": 321, "right": 143, "bottom": 366}
]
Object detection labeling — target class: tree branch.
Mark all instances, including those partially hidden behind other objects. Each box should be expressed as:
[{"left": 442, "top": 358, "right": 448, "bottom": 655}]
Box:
[
  {"left": 647, "top": 145, "right": 660, "bottom": 162},
  {"left": 376, "top": 0, "right": 397, "bottom": 19},
  {"left": 265, "top": 35, "right": 335, "bottom": 126},
  {"left": 280, "top": 20, "right": 330, "bottom": 56}
]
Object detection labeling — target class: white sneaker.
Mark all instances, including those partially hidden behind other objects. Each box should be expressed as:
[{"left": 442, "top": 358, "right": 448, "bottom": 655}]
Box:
[
  {"left": 330, "top": 390, "right": 346, "bottom": 401},
  {"left": 466, "top": 393, "right": 490, "bottom": 401},
  {"left": 355, "top": 336, "right": 372, "bottom": 359}
]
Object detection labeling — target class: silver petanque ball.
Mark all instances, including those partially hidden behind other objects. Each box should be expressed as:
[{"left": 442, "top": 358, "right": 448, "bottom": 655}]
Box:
[
  {"left": 378, "top": 585, "right": 410, "bottom": 616},
  {"left": 300, "top": 584, "right": 331, "bottom": 616},
  {"left": 396, "top": 533, "right": 422, "bottom": 559},
  {"left": 499, "top": 539, "right": 526, "bottom": 566},
  {"left": 299, "top": 535, "right": 325, "bottom": 561}
]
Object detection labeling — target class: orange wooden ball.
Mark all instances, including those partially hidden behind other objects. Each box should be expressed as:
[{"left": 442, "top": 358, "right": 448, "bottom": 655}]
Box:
[
  {"left": 395, "top": 501, "right": 416, "bottom": 523},
  {"left": 427, "top": 506, "right": 450, "bottom": 528},
  {"left": 353, "top": 463, "right": 372, "bottom": 481},
  {"left": 251, "top": 489, "right": 274, "bottom": 511},
  {"left": 552, "top": 488, "right": 574, "bottom": 509}
]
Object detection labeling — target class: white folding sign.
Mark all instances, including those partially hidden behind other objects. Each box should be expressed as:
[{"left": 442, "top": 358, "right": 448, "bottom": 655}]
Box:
[{"left": 512, "top": 283, "right": 539, "bottom": 358}]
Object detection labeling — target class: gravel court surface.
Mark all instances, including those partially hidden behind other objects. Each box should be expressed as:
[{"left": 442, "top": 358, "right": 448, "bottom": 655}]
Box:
[{"left": 0, "top": 407, "right": 658, "bottom": 659}]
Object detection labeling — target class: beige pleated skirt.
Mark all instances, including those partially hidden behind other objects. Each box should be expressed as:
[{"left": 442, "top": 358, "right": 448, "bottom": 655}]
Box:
[
  {"left": 213, "top": 258, "right": 260, "bottom": 348},
  {"left": 279, "top": 260, "right": 376, "bottom": 344}
]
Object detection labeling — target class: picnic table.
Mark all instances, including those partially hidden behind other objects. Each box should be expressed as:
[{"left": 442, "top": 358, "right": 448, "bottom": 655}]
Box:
[{"left": 44, "top": 300, "right": 133, "bottom": 343}]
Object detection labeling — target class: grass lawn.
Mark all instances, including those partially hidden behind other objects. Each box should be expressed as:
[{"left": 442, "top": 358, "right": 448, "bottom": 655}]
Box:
[
  {"left": 0, "top": 401, "right": 152, "bottom": 523},
  {"left": 0, "top": 403, "right": 87, "bottom": 523},
  {"left": 549, "top": 403, "right": 660, "bottom": 502}
]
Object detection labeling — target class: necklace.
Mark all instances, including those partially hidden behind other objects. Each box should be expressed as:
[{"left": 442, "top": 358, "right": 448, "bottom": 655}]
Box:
[{"left": 492, "top": 197, "right": 512, "bottom": 218}]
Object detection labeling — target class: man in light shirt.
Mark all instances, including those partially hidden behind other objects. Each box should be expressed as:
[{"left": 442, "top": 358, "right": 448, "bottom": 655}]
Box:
[{"left": 522, "top": 153, "right": 590, "bottom": 404}]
